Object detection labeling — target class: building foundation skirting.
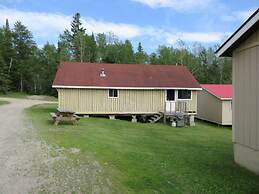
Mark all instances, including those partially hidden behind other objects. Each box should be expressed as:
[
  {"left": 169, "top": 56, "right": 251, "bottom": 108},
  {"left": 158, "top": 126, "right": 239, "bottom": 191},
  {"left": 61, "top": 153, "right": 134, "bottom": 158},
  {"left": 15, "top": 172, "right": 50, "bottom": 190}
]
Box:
[{"left": 234, "top": 143, "right": 259, "bottom": 175}]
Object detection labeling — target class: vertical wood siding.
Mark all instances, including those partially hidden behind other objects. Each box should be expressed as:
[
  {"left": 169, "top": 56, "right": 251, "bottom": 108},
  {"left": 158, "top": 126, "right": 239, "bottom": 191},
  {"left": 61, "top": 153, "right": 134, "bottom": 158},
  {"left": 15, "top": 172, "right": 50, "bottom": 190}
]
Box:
[
  {"left": 233, "top": 27, "right": 259, "bottom": 150},
  {"left": 57, "top": 88, "right": 197, "bottom": 114},
  {"left": 197, "top": 89, "right": 222, "bottom": 124},
  {"left": 221, "top": 101, "right": 232, "bottom": 125}
]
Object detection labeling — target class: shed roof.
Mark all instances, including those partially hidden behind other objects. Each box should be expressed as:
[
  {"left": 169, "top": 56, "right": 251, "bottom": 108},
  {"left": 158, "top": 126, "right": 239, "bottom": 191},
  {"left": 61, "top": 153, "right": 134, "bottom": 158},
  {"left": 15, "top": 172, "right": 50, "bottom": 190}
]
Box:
[
  {"left": 201, "top": 84, "right": 232, "bottom": 100},
  {"left": 216, "top": 8, "right": 259, "bottom": 57},
  {"left": 53, "top": 62, "right": 201, "bottom": 90}
]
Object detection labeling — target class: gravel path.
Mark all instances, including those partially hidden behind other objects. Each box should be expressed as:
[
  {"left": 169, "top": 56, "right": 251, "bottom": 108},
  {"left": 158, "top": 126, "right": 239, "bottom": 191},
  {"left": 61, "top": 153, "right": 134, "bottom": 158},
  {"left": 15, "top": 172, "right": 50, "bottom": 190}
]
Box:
[
  {"left": 0, "top": 98, "right": 51, "bottom": 194},
  {"left": 0, "top": 98, "right": 112, "bottom": 194}
]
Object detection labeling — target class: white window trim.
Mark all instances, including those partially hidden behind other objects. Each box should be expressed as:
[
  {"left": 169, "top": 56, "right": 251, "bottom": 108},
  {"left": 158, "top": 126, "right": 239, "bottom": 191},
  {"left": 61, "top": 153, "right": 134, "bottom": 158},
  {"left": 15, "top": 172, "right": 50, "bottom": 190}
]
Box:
[
  {"left": 165, "top": 90, "right": 193, "bottom": 102},
  {"left": 108, "top": 89, "right": 119, "bottom": 98},
  {"left": 177, "top": 90, "right": 192, "bottom": 101}
]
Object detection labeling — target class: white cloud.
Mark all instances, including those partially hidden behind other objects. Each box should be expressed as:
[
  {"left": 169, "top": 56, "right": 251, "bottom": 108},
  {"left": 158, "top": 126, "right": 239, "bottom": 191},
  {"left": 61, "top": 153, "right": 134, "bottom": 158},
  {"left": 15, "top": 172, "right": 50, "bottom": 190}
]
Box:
[
  {"left": 0, "top": 6, "right": 71, "bottom": 38},
  {"left": 0, "top": 6, "right": 225, "bottom": 46},
  {"left": 83, "top": 19, "right": 143, "bottom": 39},
  {"left": 0, "top": 6, "right": 142, "bottom": 39},
  {"left": 166, "top": 32, "right": 225, "bottom": 44},
  {"left": 132, "top": 0, "right": 213, "bottom": 11},
  {"left": 221, "top": 9, "right": 255, "bottom": 22}
]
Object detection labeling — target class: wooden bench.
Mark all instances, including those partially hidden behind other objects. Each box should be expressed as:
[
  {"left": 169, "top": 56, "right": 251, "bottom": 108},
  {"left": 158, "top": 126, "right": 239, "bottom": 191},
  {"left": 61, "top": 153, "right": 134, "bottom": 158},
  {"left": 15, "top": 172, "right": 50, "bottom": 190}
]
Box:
[{"left": 50, "top": 111, "right": 80, "bottom": 125}]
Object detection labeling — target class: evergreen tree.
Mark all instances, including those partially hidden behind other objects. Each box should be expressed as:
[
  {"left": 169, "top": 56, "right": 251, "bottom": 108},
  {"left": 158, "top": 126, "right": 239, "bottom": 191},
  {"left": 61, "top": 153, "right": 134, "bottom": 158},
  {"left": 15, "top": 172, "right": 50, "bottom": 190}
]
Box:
[
  {"left": 2, "top": 19, "right": 14, "bottom": 73},
  {"left": 135, "top": 42, "right": 148, "bottom": 64},
  {"left": 149, "top": 53, "right": 158, "bottom": 64},
  {"left": 121, "top": 40, "right": 134, "bottom": 63},
  {"left": 103, "top": 43, "right": 121, "bottom": 63},
  {"left": 70, "top": 13, "right": 86, "bottom": 61},
  {"left": 58, "top": 30, "right": 73, "bottom": 62},
  {"left": 71, "top": 13, "right": 85, "bottom": 37},
  {"left": 0, "top": 20, "right": 13, "bottom": 92},
  {"left": 96, "top": 33, "right": 107, "bottom": 62},
  {"left": 73, "top": 31, "right": 87, "bottom": 62},
  {"left": 39, "top": 43, "right": 59, "bottom": 95},
  {"left": 0, "top": 55, "right": 10, "bottom": 93},
  {"left": 89, "top": 33, "right": 97, "bottom": 62},
  {"left": 12, "top": 21, "right": 35, "bottom": 92}
]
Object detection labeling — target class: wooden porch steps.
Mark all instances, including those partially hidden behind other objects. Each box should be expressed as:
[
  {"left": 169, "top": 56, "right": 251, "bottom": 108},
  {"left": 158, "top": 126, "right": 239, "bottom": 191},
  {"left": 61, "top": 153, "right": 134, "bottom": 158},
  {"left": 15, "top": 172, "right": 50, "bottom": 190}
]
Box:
[{"left": 148, "top": 112, "right": 164, "bottom": 123}]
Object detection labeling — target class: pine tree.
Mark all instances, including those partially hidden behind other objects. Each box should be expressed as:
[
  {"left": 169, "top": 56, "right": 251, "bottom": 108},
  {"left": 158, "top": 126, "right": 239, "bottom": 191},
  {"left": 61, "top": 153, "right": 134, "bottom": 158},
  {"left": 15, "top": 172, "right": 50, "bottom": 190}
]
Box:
[
  {"left": 71, "top": 13, "right": 85, "bottom": 37},
  {"left": 96, "top": 33, "right": 107, "bottom": 62},
  {"left": 12, "top": 21, "right": 35, "bottom": 92},
  {"left": 121, "top": 40, "right": 134, "bottom": 63},
  {"left": 89, "top": 33, "right": 97, "bottom": 62},
  {"left": 0, "top": 27, "right": 10, "bottom": 93},
  {"left": 135, "top": 42, "right": 148, "bottom": 64},
  {"left": 0, "top": 20, "right": 13, "bottom": 91},
  {"left": 40, "top": 43, "right": 59, "bottom": 94},
  {"left": 70, "top": 13, "right": 86, "bottom": 61},
  {"left": 2, "top": 19, "right": 14, "bottom": 67},
  {"left": 58, "top": 30, "right": 73, "bottom": 62},
  {"left": 0, "top": 55, "right": 10, "bottom": 93}
]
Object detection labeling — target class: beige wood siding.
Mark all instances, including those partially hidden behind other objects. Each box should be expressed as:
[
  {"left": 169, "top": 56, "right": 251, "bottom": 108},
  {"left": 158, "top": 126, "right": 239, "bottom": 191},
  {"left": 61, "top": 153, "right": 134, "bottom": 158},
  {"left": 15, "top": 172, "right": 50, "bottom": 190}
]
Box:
[
  {"left": 197, "top": 89, "right": 222, "bottom": 124},
  {"left": 233, "top": 27, "right": 259, "bottom": 151},
  {"left": 187, "top": 91, "right": 197, "bottom": 112},
  {"left": 221, "top": 100, "right": 232, "bottom": 125},
  {"left": 57, "top": 88, "right": 197, "bottom": 114}
]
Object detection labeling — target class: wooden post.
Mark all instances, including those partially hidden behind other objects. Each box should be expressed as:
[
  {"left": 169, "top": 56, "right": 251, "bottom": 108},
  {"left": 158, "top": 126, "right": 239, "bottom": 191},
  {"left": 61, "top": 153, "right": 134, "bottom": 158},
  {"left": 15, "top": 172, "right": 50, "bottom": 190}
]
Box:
[
  {"left": 189, "top": 115, "right": 195, "bottom": 126},
  {"left": 164, "top": 102, "right": 167, "bottom": 123}
]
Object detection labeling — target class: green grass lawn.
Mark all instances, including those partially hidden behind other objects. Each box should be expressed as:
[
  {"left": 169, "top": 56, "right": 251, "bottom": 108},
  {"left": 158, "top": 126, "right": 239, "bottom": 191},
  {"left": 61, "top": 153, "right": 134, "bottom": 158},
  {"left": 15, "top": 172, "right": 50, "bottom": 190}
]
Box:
[
  {"left": 27, "top": 104, "right": 259, "bottom": 194},
  {"left": 0, "top": 92, "right": 28, "bottom": 98},
  {"left": 0, "top": 92, "right": 57, "bottom": 101},
  {"left": 0, "top": 100, "right": 9, "bottom": 106}
]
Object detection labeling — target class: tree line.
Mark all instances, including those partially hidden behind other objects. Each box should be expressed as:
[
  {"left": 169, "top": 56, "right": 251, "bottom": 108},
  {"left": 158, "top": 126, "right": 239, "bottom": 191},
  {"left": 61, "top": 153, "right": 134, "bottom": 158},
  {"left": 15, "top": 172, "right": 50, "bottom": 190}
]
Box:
[{"left": 0, "top": 13, "right": 232, "bottom": 95}]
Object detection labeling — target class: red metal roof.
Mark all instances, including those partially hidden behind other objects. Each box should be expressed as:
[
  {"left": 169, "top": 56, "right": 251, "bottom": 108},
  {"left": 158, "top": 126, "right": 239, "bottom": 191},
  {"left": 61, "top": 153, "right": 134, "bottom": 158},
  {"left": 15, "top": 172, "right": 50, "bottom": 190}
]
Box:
[
  {"left": 201, "top": 84, "right": 232, "bottom": 100},
  {"left": 53, "top": 62, "right": 201, "bottom": 89}
]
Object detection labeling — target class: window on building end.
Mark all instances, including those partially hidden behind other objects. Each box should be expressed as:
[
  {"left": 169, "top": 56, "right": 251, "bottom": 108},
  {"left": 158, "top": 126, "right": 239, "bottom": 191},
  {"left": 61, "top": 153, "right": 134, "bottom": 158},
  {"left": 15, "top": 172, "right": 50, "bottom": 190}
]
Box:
[
  {"left": 178, "top": 90, "right": 191, "bottom": 100},
  {"left": 109, "top": 89, "right": 118, "bottom": 98}
]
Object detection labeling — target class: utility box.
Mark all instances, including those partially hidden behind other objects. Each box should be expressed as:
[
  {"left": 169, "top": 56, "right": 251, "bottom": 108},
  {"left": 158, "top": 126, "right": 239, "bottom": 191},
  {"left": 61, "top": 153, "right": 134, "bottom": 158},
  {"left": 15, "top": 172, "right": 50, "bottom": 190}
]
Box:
[{"left": 176, "top": 119, "right": 185, "bottom": 127}]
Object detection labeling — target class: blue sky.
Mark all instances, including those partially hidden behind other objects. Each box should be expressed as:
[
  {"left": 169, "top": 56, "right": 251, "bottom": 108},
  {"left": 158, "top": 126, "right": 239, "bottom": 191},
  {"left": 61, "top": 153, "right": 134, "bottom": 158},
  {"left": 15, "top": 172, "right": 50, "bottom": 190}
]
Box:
[{"left": 0, "top": 0, "right": 258, "bottom": 52}]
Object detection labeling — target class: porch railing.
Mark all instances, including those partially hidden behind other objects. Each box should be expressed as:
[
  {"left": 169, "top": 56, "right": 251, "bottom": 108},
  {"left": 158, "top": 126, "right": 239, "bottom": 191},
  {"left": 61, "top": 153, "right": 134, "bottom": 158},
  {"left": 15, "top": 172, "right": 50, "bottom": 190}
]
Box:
[
  {"left": 164, "top": 101, "right": 188, "bottom": 114},
  {"left": 176, "top": 101, "right": 188, "bottom": 113}
]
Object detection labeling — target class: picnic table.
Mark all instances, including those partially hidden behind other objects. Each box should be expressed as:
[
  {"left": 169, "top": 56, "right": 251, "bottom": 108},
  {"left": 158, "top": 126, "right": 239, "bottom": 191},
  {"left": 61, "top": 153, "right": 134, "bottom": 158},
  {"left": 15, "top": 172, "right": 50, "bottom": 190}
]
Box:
[{"left": 50, "top": 108, "right": 80, "bottom": 125}]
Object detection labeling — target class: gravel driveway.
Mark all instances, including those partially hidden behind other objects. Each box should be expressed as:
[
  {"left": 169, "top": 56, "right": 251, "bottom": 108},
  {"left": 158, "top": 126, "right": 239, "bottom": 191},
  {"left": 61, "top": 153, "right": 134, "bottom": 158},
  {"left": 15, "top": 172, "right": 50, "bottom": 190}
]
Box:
[
  {"left": 0, "top": 98, "right": 111, "bottom": 194},
  {"left": 0, "top": 98, "right": 53, "bottom": 193}
]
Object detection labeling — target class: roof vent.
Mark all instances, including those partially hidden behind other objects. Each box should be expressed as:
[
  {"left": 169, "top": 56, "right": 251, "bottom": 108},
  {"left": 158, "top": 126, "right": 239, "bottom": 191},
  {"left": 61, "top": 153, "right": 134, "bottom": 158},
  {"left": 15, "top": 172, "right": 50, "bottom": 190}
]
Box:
[{"left": 100, "top": 68, "right": 106, "bottom": 77}]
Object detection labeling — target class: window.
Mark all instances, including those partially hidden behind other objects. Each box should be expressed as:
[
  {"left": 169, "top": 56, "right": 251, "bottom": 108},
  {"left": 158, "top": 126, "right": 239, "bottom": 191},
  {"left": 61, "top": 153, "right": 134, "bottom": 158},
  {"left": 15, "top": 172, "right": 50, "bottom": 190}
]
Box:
[
  {"left": 166, "top": 90, "right": 175, "bottom": 101},
  {"left": 178, "top": 90, "right": 191, "bottom": 100},
  {"left": 109, "top": 89, "right": 118, "bottom": 98}
]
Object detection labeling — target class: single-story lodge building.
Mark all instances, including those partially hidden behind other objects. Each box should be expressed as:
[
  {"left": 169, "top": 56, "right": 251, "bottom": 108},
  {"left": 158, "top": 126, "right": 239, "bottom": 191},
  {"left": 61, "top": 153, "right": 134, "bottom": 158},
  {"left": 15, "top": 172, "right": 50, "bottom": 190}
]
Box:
[{"left": 53, "top": 62, "right": 201, "bottom": 123}]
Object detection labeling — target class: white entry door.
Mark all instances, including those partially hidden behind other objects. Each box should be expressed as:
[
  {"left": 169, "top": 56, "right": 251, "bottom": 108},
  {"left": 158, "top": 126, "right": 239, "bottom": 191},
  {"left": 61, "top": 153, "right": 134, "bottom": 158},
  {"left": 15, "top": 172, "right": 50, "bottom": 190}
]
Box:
[
  {"left": 166, "top": 101, "right": 175, "bottom": 113},
  {"left": 166, "top": 90, "right": 176, "bottom": 113}
]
